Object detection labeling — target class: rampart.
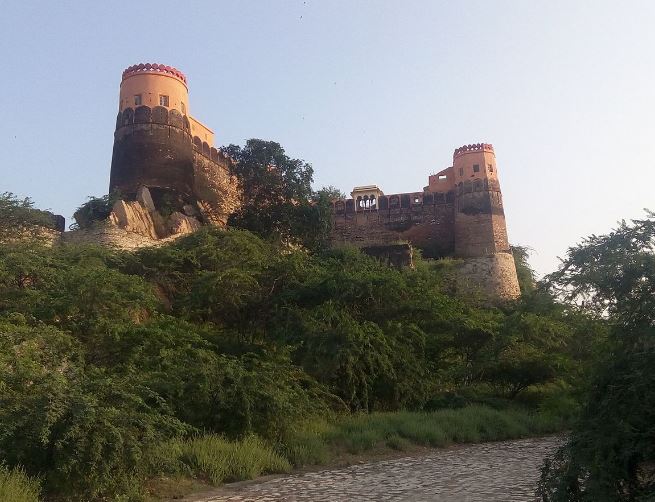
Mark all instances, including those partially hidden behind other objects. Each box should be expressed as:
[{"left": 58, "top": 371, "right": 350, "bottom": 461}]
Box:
[
  {"left": 330, "top": 142, "right": 521, "bottom": 300},
  {"left": 330, "top": 190, "right": 455, "bottom": 258}
]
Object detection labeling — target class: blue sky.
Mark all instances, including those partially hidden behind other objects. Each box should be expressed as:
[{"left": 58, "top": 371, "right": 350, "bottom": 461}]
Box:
[{"left": 1, "top": 1, "right": 654, "bottom": 275}]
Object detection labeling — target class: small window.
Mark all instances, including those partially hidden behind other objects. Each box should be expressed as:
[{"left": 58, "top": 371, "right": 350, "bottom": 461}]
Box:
[
  {"left": 181, "top": 102, "right": 186, "bottom": 114},
  {"left": 459, "top": 167, "right": 464, "bottom": 177},
  {"left": 134, "top": 94, "right": 142, "bottom": 106},
  {"left": 414, "top": 196, "right": 420, "bottom": 203},
  {"left": 159, "top": 95, "right": 169, "bottom": 107},
  {"left": 473, "top": 164, "right": 480, "bottom": 173},
  {"left": 438, "top": 175, "right": 447, "bottom": 181},
  {"left": 488, "top": 164, "right": 493, "bottom": 173}
]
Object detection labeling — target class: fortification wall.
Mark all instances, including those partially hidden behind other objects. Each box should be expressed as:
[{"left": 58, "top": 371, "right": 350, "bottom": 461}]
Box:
[
  {"left": 330, "top": 191, "right": 455, "bottom": 258},
  {"left": 62, "top": 221, "right": 161, "bottom": 250},
  {"left": 110, "top": 105, "right": 194, "bottom": 198},
  {"left": 455, "top": 253, "right": 521, "bottom": 300},
  {"left": 192, "top": 146, "right": 241, "bottom": 227}
]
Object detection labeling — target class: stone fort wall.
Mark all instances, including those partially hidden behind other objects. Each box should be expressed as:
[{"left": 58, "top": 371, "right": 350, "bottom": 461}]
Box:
[
  {"left": 330, "top": 190, "right": 456, "bottom": 259},
  {"left": 110, "top": 104, "right": 240, "bottom": 227}
]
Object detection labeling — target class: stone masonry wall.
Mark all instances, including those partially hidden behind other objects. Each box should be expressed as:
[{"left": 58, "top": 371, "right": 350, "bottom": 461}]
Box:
[
  {"left": 455, "top": 253, "right": 521, "bottom": 300},
  {"left": 192, "top": 150, "right": 241, "bottom": 227},
  {"left": 330, "top": 196, "right": 455, "bottom": 259}
]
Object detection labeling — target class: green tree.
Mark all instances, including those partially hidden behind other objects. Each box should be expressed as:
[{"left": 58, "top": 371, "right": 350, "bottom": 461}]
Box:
[
  {"left": 0, "top": 192, "right": 56, "bottom": 241},
  {"left": 511, "top": 245, "right": 537, "bottom": 294},
  {"left": 538, "top": 213, "right": 655, "bottom": 501},
  {"left": 72, "top": 191, "right": 123, "bottom": 229},
  {"left": 224, "top": 139, "right": 317, "bottom": 245}
]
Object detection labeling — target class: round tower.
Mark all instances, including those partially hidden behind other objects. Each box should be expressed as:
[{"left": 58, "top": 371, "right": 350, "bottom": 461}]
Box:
[
  {"left": 109, "top": 63, "right": 194, "bottom": 200},
  {"left": 452, "top": 143, "right": 520, "bottom": 299}
]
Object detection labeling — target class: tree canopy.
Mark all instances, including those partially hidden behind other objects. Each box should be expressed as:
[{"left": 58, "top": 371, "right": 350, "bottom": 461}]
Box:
[{"left": 538, "top": 213, "right": 655, "bottom": 501}]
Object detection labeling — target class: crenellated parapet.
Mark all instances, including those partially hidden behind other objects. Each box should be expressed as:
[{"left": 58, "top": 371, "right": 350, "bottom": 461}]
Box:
[
  {"left": 331, "top": 189, "right": 454, "bottom": 216},
  {"left": 122, "top": 63, "right": 187, "bottom": 86},
  {"left": 192, "top": 135, "right": 231, "bottom": 164},
  {"left": 453, "top": 143, "right": 494, "bottom": 160},
  {"left": 115, "top": 105, "right": 192, "bottom": 132},
  {"left": 330, "top": 141, "right": 520, "bottom": 300}
]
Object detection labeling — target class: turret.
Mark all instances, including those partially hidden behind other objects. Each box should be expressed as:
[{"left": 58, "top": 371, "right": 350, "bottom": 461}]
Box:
[
  {"left": 451, "top": 143, "right": 520, "bottom": 299},
  {"left": 109, "top": 63, "right": 200, "bottom": 201}
]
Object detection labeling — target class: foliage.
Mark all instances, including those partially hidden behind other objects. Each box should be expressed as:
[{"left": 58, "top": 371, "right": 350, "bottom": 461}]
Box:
[
  {"left": 538, "top": 213, "right": 655, "bottom": 501},
  {"left": 0, "top": 206, "right": 594, "bottom": 499},
  {"left": 224, "top": 139, "right": 314, "bottom": 243},
  {"left": 281, "top": 405, "right": 565, "bottom": 464},
  {"left": 0, "top": 192, "right": 55, "bottom": 240},
  {"left": 314, "top": 185, "right": 347, "bottom": 201},
  {"left": 512, "top": 245, "right": 537, "bottom": 294},
  {"left": 224, "top": 139, "right": 335, "bottom": 250},
  {"left": 72, "top": 191, "right": 123, "bottom": 229}
]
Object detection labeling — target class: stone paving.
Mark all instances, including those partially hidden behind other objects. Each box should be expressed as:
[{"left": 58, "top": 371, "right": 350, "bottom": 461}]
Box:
[{"left": 193, "top": 436, "right": 561, "bottom": 502}]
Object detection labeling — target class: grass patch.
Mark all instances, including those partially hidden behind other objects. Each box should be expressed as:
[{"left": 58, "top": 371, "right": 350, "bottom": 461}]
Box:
[
  {"left": 0, "top": 465, "right": 41, "bottom": 502},
  {"left": 282, "top": 405, "right": 566, "bottom": 467},
  {"left": 148, "top": 434, "right": 291, "bottom": 486},
  {"left": 145, "top": 405, "right": 567, "bottom": 499}
]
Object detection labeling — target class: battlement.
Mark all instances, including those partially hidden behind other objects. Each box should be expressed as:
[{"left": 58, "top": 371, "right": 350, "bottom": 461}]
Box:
[
  {"left": 192, "top": 135, "right": 230, "bottom": 164},
  {"left": 453, "top": 143, "right": 494, "bottom": 160},
  {"left": 122, "top": 63, "right": 187, "bottom": 86},
  {"left": 332, "top": 190, "right": 454, "bottom": 215},
  {"left": 115, "top": 105, "right": 191, "bottom": 132}
]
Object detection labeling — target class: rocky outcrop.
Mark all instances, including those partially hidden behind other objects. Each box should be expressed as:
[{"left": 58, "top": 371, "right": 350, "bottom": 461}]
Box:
[
  {"left": 105, "top": 186, "right": 203, "bottom": 243},
  {"left": 109, "top": 200, "right": 160, "bottom": 239},
  {"left": 167, "top": 211, "right": 202, "bottom": 235}
]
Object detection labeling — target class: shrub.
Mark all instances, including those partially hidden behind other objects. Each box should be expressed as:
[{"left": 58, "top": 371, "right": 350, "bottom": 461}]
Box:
[{"left": 72, "top": 192, "right": 122, "bottom": 229}]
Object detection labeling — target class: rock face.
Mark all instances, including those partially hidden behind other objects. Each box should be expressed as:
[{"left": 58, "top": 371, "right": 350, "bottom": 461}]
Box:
[
  {"left": 62, "top": 186, "right": 207, "bottom": 250},
  {"left": 109, "top": 200, "right": 160, "bottom": 239},
  {"left": 167, "top": 211, "right": 202, "bottom": 235}
]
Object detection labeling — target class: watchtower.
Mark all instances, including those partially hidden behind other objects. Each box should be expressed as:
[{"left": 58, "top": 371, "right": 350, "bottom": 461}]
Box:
[
  {"left": 451, "top": 143, "right": 520, "bottom": 298},
  {"left": 109, "top": 63, "right": 211, "bottom": 201}
]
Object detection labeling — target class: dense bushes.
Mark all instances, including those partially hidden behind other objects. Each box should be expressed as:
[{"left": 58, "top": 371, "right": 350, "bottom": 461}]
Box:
[{"left": 0, "top": 226, "right": 598, "bottom": 499}]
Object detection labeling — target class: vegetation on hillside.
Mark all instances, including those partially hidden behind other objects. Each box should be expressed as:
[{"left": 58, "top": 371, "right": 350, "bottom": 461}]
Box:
[
  {"left": 0, "top": 219, "right": 600, "bottom": 499},
  {"left": 2, "top": 141, "right": 651, "bottom": 500}
]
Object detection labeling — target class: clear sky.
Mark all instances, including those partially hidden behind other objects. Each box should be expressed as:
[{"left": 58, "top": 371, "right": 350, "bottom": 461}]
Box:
[{"left": 1, "top": 1, "right": 654, "bottom": 276}]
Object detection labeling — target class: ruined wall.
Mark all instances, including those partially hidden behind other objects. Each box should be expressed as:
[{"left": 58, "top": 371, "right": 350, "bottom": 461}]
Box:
[
  {"left": 192, "top": 146, "right": 241, "bottom": 227},
  {"left": 62, "top": 222, "right": 162, "bottom": 251},
  {"left": 330, "top": 191, "right": 456, "bottom": 259}
]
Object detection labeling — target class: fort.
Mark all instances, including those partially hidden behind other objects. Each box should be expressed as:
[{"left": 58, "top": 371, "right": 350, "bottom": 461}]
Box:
[{"left": 63, "top": 63, "right": 520, "bottom": 299}]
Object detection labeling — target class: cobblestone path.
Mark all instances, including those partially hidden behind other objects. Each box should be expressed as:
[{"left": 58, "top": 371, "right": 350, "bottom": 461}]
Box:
[{"left": 192, "top": 435, "right": 561, "bottom": 502}]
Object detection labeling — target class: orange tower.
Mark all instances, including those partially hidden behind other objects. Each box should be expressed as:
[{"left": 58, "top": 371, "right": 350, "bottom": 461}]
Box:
[
  {"left": 451, "top": 143, "right": 520, "bottom": 298},
  {"left": 109, "top": 63, "right": 214, "bottom": 201}
]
